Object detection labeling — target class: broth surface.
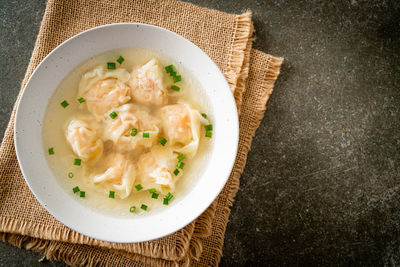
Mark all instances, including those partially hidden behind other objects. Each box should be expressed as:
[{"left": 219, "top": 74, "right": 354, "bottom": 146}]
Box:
[{"left": 42, "top": 48, "right": 213, "bottom": 216}]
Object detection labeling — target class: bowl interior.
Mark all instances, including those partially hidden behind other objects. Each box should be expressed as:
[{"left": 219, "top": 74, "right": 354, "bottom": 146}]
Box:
[{"left": 14, "top": 23, "right": 238, "bottom": 243}]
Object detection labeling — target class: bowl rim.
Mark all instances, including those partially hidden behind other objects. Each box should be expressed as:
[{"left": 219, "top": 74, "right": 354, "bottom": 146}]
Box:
[{"left": 14, "top": 22, "right": 239, "bottom": 243}]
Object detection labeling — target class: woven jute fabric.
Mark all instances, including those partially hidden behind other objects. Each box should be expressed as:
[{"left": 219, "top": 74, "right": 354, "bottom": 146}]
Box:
[{"left": 0, "top": 0, "right": 283, "bottom": 266}]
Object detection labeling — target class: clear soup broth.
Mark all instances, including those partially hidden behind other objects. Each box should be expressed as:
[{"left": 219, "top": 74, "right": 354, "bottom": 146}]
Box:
[{"left": 43, "top": 48, "right": 213, "bottom": 216}]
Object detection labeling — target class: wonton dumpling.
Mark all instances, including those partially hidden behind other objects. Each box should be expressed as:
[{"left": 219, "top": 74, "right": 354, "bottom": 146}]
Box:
[
  {"left": 103, "top": 104, "right": 160, "bottom": 153},
  {"left": 129, "top": 59, "right": 167, "bottom": 106},
  {"left": 92, "top": 154, "right": 136, "bottom": 199},
  {"left": 79, "top": 66, "right": 131, "bottom": 120},
  {"left": 161, "top": 104, "right": 208, "bottom": 158},
  {"left": 137, "top": 146, "right": 181, "bottom": 194},
  {"left": 66, "top": 119, "right": 103, "bottom": 161}
]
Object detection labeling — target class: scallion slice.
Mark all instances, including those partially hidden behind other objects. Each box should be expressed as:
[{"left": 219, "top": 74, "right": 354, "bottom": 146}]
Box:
[
  {"left": 148, "top": 188, "right": 156, "bottom": 194},
  {"left": 170, "top": 85, "right": 180, "bottom": 92},
  {"left": 129, "top": 206, "right": 136, "bottom": 213},
  {"left": 173, "top": 75, "right": 182, "bottom": 83},
  {"left": 72, "top": 186, "right": 80, "bottom": 194},
  {"left": 109, "top": 191, "right": 115, "bottom": 198},
  {"left": 165, "top": 192, "right": 174, "bottom": 201},
  {"left": 68, "top": 172, "right": 74, "bottom": 178},
  {"left": 141, "top": 204, "right": 148, "bottom": 211},
  {"left": 74, "top": 158, "right": 81, "bottom": 166},
  {"left": 201, "top": 113, "right": 207, "bottom": 119},
  {"left": 165, "top": 65, "right": 174, "bottom": 74},
  {"left": 173, "top": 169, "right": 179, "bottom": 176},
  {"left": 77, "top": 97, "right": 85, "bottom": 103},
  {"left": 135, "top": 184, "right": 143, "bottom": 191},
  {"left": 48, "top": 147, "right": 54, "bottom": 155},
  {"left": 80, "top": 191, "right": 85, "bottom": 198},
  {"left": 107, "top": 62, "right": 116, "bottom": 69},
  {"left": 165, "top": 64, "right": 182, "bottom": 83},
  {"left": 205, "top": 124, "right": 213, "bottom": 131},
  {"left": 131, "top": 128, "right": 137, "bottom": 136},
  {"left": 60, "top": 100, "right": 69, "bottom": 108},
  {"left": 177, "top": 161, "right": 185, "bottom": 169},
  {"left": 117, "top": 56, "right": 124, "bottom": 64},
  {"left": 163, "top": 198, "right": 169, "bottom": 205},
  {"left": 205, "top": 131, "right": 212, "bottom": 138},
  {"left": 143, "top": 132, "right": 150, "bottom": 138},
  {"left": 109, "top": 111, "right": 118, "bottom": 119},
  {"left": 163, "top": 192, "right": 174, "bottom": 205},
  {"left": 177, "top": 154, "right": 185, "bottom": 161},
  {"left": 152, "top": 193, "right": 159, "bottom": 199},
  {"left": 160, "top": 137, "right": 167, "bottom": 146}
]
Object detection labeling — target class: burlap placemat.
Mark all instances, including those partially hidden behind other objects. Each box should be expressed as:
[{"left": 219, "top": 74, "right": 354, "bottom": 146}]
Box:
[{"left": 0, "top": 0, "right": 283, "bottom": 266}]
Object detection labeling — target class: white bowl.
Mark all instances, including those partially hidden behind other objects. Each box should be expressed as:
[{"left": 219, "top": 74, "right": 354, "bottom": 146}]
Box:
[{"left": 14, "top": 23, "right": 238, "bottom": 243}]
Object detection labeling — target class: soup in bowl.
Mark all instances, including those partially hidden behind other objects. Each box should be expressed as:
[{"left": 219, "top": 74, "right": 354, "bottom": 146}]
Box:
[{"left": 15, "top": 23, "right": 238, "bottom": 243}]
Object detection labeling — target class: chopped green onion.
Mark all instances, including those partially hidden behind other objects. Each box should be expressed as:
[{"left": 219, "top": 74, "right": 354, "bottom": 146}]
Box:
[
  {"left": 109, "top": 191, "right": 115, "bottom": 198},
  {"left": 205, "top": 124, "right": 213, "bottom": 137},
  {"left": 72, "top": 186, "right": 80, "bottom": 193},
  {"left": 107, "top": 62, "right": 116, "bottom": 69},
  {"left": 77, "top": 97, "right": 85, "bottom": 103},
  {"left": 173, "top": 169, "right": 179, "bottom": 176},
  {"left": 165, "top": 65, "right": 174, "bottom": 74},
  {"left": 129, "top": 206, "right": 136, "bottom": 213},
  {"left": 170, "top": 85, "right": 180, "bottom": 92},
  {"left": 165, "top": 64, "right": 182, "bottom": 83},
  {"left": 152, "top": 193, "right": 159, "bottom": 199},
  {"left": 143, "top": 132, "right": 150, "bottom": 138},
  {"left": 73, "top": 158, "right": 81, "bottom": 166},
  {"left": 160, "top": 137, "right": 167, "bottom": 146},
  {"left": 117, "top": 56, "right": 124, "bottom": 64},
  {"left": 60, "top": 100, "right": 69, "bottom": 108},
  {"left": 141, "top": 204, "right": 148, "bottom": 211},
  {"left": 131, "top": 128, "right": 137, "bottom": 136},
  {"left": 177, "top": 161, "right": 185, "bottom": 169},
  {"left": 68, "top": 172, "right": 74, "bottom": 178},
  {"left": 201, "top": 113, "right": 207, "bottom": 118},
  {"left": 109, "top": 111, "right": 118, "bottom": 119},
  {"left": 205, "top": 124, "right": 213, "bottom": 131},
  {"left": 48, "top": 147, "right": 54, "bottom": 155},
  {"left": 165, "top": 192, "right": 174, "bottom": 201},
  {"left": 135, "top": 184, "right": 143, "bottom": 191},
  {"left": 148, "top": 188, "right": 156, "bottom": 194},
  {"left": 177, "top": 154, "right": 185, "bottom": 161},
  {"left": 163, "top": 193, "right": 174, "bottom": 206},
  {"left": 173, "top": 75, "right": 182, "bottom": 83},
  {"left": 80, "top": 191, "right": 85, "bottom": 198}
]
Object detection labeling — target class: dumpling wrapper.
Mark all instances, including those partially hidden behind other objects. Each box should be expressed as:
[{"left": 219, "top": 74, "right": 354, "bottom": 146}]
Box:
[
  {"left": 103, "top": 104, "right": 160, "bottom": 153},
  {"left": 136, "top": 146, "right": 181, "bottom": 194},
  {"left": 65, "top": 119, "right": 103, "bottom": 161},
  {"left": 161, "top": 104, "right": 208, "bottom": 158},
  {"left": 79, "top": 66, "right": 131, "bottom": 120},
  {"left": 129, "top": 59, "right": 168, "bottom": 106},
  {"left": 91, "top": 154, "right": 136, "bottom": 199}
]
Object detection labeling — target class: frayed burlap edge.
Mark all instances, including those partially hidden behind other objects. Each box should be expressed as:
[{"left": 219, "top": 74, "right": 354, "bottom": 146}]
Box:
[
  {"left": 226, "top": 11, "right": 253, "bottom": 93},
  {"left": 234, "top": 22, "right": 254, "bottom": 115}
]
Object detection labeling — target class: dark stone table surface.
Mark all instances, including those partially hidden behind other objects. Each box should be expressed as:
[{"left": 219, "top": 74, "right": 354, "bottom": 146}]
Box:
[{"left": 1, "top": 0, "right": 399, "bottom": 266}]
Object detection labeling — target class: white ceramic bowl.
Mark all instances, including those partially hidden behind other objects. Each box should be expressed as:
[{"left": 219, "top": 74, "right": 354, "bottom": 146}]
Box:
[{"left": 14, "top": 23, "right": 238, "bottom": 243}]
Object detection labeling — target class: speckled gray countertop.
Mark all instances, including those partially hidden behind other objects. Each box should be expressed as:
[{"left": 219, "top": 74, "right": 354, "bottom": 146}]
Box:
[{"left": 1, "top": 0, "right": 400, "bottom": 266}]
